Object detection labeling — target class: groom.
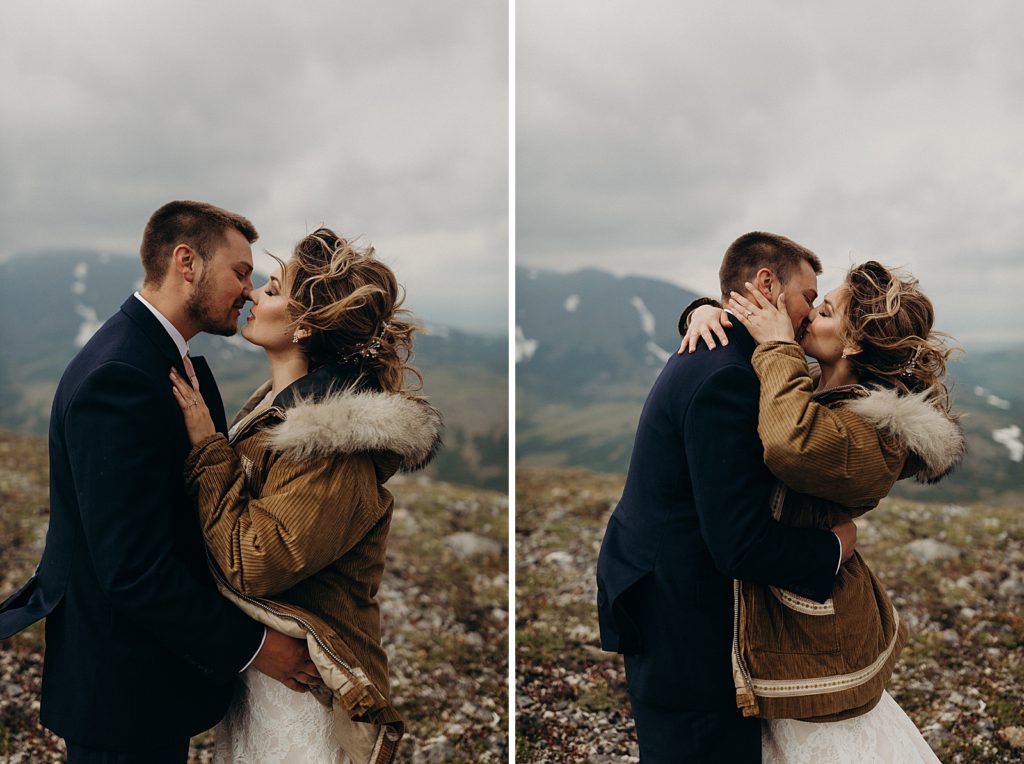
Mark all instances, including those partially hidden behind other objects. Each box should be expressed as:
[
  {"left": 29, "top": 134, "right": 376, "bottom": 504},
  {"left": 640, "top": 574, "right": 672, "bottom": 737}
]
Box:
[
  {"left": 0, "top": 201, "right": 317, "bottom": 762},
  {"left": 596, "top": 232, "right": 857, "bottom": 762}
]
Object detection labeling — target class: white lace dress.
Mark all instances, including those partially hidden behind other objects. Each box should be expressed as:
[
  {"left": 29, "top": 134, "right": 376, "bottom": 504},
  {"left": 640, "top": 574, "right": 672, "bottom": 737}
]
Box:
[
  {"left": 213, "top": 667, "right": 354, "bottom": 764},
  {"left": 762, "top": 691, "right": 939, "bottom": 763}
]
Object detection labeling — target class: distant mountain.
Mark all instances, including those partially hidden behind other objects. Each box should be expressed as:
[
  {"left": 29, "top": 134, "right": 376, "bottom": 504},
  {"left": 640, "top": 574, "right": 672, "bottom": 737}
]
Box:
[
  {"left": 516, "top": 265, "right": 1023, "bottom": 502},
  {"left": 515, "top": 265, "right": 699, "bottom": 399},
  {"left": 0, "top": 251, "right": 507, "bottom": 491}
]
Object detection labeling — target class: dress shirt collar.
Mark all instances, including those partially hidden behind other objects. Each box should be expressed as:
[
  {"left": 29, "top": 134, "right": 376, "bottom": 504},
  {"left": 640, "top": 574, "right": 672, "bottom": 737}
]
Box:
[{"left": 133, "top": 292, "right": 189, "bottom": 358}]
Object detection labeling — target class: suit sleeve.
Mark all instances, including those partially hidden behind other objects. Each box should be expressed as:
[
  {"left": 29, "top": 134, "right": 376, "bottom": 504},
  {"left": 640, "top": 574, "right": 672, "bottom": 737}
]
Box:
[
  {"left": 65, "top": 361, "right": 263, "bottom": 682},
  {"left": 684, "top": 363, "right": 838, "bottom": 602},
  {"left": 184, "top": 434, "right": 385, "bottom": 597},
  {"left": 752, "top": 341, "right": 905, "bottom": 508}
]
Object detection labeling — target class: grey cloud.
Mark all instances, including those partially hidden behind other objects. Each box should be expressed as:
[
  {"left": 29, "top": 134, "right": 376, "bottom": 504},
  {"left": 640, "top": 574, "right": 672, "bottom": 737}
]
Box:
[
  {"left": 1, "top": 0, "right": 507, "bottom": 331},
  {"left": 517, "top": 0, "right": 1024, "bottom": 343}
]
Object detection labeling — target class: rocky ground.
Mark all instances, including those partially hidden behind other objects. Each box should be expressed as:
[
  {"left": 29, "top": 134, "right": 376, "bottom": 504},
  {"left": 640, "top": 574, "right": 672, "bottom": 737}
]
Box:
[
  {"left": 0, "top": 431, "right": 508, "bottom": 762},
  {"left": 516, "top": 467, "right": 1024, "bottom": 764}
]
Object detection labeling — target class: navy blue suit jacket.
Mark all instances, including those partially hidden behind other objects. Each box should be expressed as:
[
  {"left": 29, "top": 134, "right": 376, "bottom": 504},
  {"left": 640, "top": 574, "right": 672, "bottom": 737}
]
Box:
[
  {"left": 0, "top": 297, "right": 263, "bottom": 749},
  {"left": 596, "top": 322, "right": 839, "bottom": 711}
]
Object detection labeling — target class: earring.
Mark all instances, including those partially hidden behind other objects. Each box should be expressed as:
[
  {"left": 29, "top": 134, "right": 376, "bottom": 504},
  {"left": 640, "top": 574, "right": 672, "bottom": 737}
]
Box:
[
  {"left": 292, "top": 336, "right": 300, "bottom": 344},
  {"left": 841, "top": 351, "right": 848, "bottom": 359}
]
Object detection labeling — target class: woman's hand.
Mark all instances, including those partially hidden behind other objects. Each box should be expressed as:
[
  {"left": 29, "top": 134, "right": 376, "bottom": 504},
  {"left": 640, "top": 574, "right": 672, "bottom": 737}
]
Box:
[
  {"left": 678, "top": 305, "right": 733, "bottom": 354},
  {"left": 727, "top": 282, "right": 796, "bottom": 344},
  {"left": 170, "top": 355, "right": 216, "bottom": 446}
]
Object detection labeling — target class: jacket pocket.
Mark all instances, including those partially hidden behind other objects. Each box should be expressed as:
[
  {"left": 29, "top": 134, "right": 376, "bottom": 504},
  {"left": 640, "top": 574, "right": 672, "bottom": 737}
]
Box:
[
  {"left": 597, "top": 568, "right": 652, "bottom": 655},
  {"left": 743, "top": 581, "right": 841, "bottom": 656}
]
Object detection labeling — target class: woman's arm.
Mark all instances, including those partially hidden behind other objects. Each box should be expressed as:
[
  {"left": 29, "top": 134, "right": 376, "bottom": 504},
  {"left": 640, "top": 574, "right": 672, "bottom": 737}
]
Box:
[
  {"left": 171, "top": 360, "right": 384, "bottom": 597},
  {"left": 183, "top": 436, "right": 385, "bottom": 597},
  {"left": 752, "top": 341, "right": 905, "bottom": 509},
  {"left": 677, "top": 298, "right": 733, "bottom": 354}
]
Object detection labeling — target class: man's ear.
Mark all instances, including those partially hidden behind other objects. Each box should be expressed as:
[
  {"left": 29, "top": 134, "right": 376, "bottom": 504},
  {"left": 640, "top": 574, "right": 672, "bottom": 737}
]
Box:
[
  {"left": 752, "top": 268, "right": 776, "bottom": 300},
  {"left": 172, "top": 244, "right": 197, "bottom": 284}
]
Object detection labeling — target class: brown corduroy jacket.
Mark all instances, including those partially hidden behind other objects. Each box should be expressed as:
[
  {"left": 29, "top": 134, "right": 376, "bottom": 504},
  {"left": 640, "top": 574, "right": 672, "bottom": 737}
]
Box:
[
  {"left": 732, "top": 341, "right": 965, "bottom": 721},
  {"left": 183, "top": 363, "right": 443, "bottom": 764}
]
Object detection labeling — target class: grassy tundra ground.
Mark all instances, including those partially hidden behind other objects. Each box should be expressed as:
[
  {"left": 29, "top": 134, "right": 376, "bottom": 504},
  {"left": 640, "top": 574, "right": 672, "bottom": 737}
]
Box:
[
  {"left": 516, "top": 467, "right": 1024, "bottom": 764},
  {"left": 0, "top": 431, "right": 508, "bottom": 762}
]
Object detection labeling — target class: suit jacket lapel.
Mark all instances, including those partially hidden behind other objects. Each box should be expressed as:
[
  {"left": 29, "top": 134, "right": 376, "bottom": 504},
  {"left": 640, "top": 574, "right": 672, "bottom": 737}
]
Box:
[
  {"left": 119, "top": 296, "right": 229, "bottom": 434},
  {"left": 119, "top": 296, "right": 189, "bottom": 378}
]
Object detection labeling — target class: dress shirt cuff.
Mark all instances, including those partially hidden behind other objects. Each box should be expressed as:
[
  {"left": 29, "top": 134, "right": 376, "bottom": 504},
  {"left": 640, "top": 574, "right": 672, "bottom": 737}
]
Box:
[{"left": 240, "top": 626, "right": 267, "bottom": 672}]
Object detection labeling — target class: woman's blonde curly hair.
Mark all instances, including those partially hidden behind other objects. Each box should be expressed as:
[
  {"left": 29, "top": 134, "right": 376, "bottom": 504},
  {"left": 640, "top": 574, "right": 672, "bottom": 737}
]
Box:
[
  {"left": 271, "top": 227, "right": 421, "bottom": 394},
  {"left": 838, "top": 261, "right": 956, "bottom": 412}
]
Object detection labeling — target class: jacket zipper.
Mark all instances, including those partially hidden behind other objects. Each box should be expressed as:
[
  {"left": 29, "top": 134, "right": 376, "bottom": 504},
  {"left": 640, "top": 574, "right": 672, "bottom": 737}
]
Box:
[
  {"left": 206, "top": 551, "right": 364, "bottom": 685},
  {"left": 733, "top": 578, "right": 759, "bottom": 716},
  {"left": 222, "top": 407, "right": 361, "bottom": 676},
  {"left": 228, "top": 406, "right": 284, "bottom": 445}
]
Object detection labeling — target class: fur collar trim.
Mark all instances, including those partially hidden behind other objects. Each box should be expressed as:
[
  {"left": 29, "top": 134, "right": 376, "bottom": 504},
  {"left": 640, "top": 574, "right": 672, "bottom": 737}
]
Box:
[
  {"left": 266, "top": 388, "right": 443, "bottom": 472},
  {"left": 844, "top": 387, "right": 965, "bottom": 484}
]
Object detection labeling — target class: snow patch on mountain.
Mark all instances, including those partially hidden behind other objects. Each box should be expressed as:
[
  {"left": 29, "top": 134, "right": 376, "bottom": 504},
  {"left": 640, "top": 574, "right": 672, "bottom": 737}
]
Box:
[
  {"left": 564, "top": 294, "right": 580, "bottom": 313},
  {"left": 645, "top": 341, "right": 672, "bottom": 365},
  {"left": 516, "top": 326, "right": 538, "bottom": 363},
  {"left": 72, "top": 262, "right": 88, "bottom": 295},
  {"left": 74, "top": 305, "right": 102, "bottom": 347},
  {"left": 424, "top": 323, "right": 451, "bottom": 339},
  {"left": 993, "top": 425, "right": 1023, "bottom": 462},
  {"left": 630, "top": 297, "right": 656, "bottom": 336},
  {"left": 974, "top": 386, "right": 1011, "bottom": 410}
]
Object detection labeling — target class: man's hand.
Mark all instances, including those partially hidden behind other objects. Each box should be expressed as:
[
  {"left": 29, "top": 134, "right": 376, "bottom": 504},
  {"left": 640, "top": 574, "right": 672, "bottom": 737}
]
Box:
[
  {"left": 832, "top": 521, "right": 857, "bottom": 565},
  {"left": 251, "top": 628, "right": 322, "bottom": 693}
]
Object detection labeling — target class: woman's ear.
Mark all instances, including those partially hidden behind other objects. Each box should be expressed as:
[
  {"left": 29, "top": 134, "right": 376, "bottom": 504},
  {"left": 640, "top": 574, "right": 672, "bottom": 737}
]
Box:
[
  {"left": 841, "top": 344, "right": 863, "bottom": 359},
  {"left": 292, "top": 326, "right": 312, "bottom": 343}
]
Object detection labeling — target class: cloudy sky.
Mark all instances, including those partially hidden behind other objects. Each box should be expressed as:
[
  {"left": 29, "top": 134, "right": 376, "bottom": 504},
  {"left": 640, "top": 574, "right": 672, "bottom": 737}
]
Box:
[
  {"left": 1, "top": 0, "right": 507, "bottom": 332},
  {"left": 517, "top": 1, "right": 1024, "bottom": 346}
]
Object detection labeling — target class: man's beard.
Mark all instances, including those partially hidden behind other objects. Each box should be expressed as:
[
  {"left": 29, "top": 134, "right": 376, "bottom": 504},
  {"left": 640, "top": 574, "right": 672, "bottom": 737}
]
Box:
[{"left": 185, "top": 270, "right": 241, "bottom": 337}]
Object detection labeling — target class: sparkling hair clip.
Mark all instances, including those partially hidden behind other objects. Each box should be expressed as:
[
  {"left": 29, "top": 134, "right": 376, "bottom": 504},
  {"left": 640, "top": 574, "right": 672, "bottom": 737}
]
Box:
[
  {"left": 900, "top": 344, "right": 925, "bottom": 377},
  {"left": 348, "top": 320, "right": 392, "bottom": 360}
]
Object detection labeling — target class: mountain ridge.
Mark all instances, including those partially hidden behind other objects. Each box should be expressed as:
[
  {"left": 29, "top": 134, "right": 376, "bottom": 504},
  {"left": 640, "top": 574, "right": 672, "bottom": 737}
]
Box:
[
  {"left": 516, "top": 264, "right": 1024, "bottom": 500},
  {"left": 0, "top": 251, "right": 507, "bottom": 490}
]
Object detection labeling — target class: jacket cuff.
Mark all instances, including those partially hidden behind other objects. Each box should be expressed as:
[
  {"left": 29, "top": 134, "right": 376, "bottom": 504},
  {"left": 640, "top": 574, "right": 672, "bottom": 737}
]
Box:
[
  {"left": 677, "top": 297, "right": 722, "bottom": 336},
  {"left": 183, "top": 433, "right": 230, "bottom": 479}
]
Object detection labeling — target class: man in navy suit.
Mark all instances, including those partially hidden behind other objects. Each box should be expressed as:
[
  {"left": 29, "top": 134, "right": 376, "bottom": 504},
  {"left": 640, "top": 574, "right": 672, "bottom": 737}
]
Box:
[
  {"left": 0, "top": 201, "right": 318, "bottom": 762},
  {"left": 597, "top": 232, "right": 858, "bottom": 762}
]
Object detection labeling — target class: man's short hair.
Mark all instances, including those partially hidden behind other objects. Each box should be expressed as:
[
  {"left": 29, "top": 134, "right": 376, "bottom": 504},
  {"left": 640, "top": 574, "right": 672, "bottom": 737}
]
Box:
[
  {"left": 719, "top": 232, "right": 822, "bottom": 297},
  {"left": 140, "top": 200, "right": 258, "bottom": 286}
]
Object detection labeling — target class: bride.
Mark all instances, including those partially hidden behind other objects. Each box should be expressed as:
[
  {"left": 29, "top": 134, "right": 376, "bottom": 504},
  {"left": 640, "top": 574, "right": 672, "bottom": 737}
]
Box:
[
  {"left": 681, "top": 260, "right": 963, "bottom": 763},
  {"left": 170, "top": 228, "right": 442, "bottom": 763}
]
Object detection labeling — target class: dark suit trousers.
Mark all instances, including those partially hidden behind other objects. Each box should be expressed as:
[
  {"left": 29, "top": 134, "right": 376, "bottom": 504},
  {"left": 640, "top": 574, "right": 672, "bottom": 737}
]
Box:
[
  {"left": 630, "top": 695, "right": 761, "bottom": 763},
  {"left": 66, "top": 739, "right": 189, "bottom": 763}
]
